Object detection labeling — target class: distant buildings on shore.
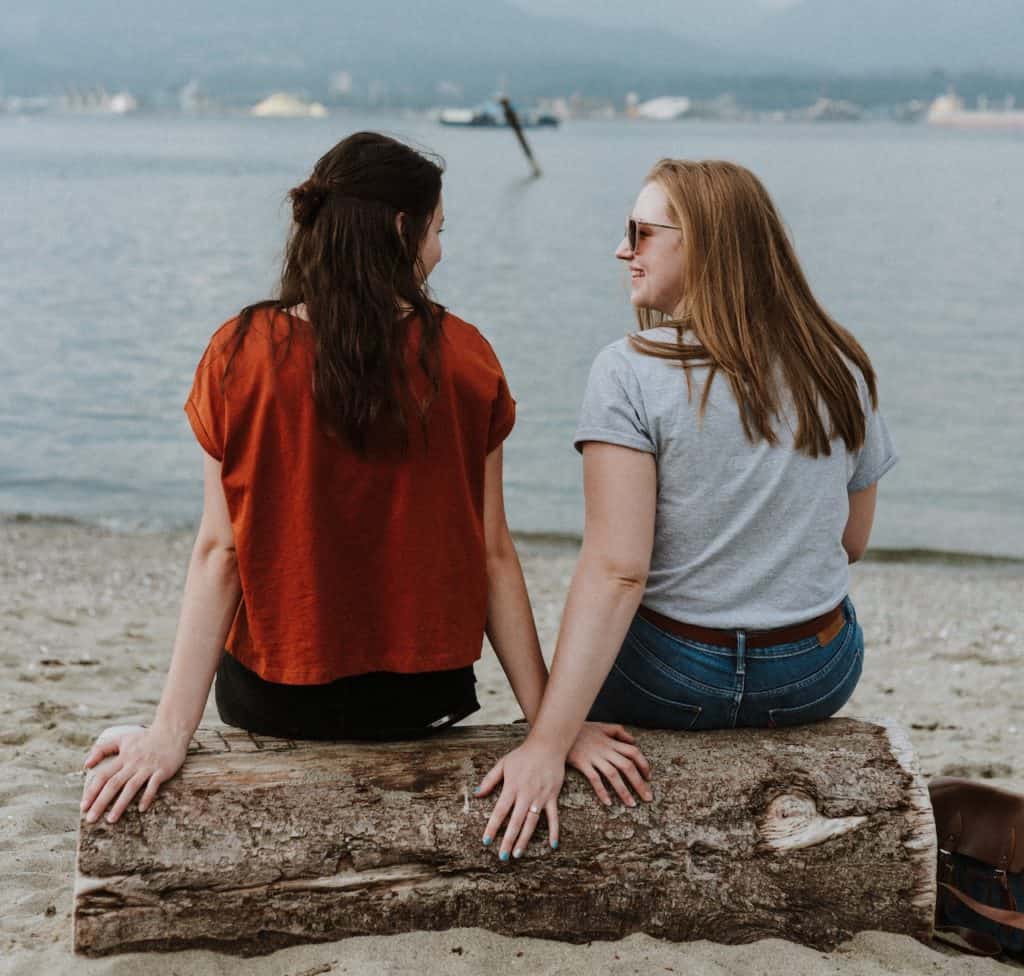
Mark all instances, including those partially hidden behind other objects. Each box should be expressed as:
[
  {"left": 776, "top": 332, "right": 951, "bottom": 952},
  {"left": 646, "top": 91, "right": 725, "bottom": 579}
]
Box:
[
  {"left": 4, "top": 84, "right": 1024, "bottom": 130},
  {"left": 926, "top": 93, "right": 1024, "bottom": 130}
]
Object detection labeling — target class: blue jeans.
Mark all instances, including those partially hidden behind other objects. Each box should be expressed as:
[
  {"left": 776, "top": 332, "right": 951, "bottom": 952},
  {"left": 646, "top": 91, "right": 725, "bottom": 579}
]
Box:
[{"left": 588, "top": 598, "right": 863, "bottom": 730}]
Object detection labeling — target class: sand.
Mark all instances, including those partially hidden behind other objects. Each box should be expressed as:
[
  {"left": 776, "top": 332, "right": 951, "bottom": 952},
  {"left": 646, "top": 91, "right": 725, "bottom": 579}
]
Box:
[{"left": 1, "top": 515, "right": 1021, "bottom": 974}]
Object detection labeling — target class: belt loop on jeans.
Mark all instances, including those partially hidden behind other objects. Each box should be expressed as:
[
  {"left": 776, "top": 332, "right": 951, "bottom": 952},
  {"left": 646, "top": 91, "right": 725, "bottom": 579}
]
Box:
[{"left": 735, "top": 630, "right": 746, "bottom": 675}]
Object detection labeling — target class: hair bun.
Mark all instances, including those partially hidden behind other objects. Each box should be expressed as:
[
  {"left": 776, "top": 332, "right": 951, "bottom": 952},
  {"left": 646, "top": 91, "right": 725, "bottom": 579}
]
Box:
[{"left": 290, "top": 179, "right": 328, "bottom": 227}]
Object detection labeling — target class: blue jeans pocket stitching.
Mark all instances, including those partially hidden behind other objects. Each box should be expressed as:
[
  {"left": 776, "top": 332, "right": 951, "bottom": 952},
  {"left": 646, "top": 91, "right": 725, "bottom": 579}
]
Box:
[
  {"left": 609, "top": 662, "right": 704, "bottom": 729},
  {"left": 626, "top": 632, "right": 734, "bottom": 698},
  {"left": 744, "top": 622, "right": 856, "bottom": 699},
  {"left": 767, "top": 645, "right": 863, "bottom": 724},
  {"left": 744, "top": 634, "right": 837, "bottom": 660}
]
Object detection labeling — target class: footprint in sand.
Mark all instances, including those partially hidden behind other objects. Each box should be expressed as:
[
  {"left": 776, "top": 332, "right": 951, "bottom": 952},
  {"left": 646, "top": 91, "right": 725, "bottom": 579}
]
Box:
[
  {"left": 59, "top": 729, "right": 99, "bottom": 750},
  {"left": 940, "top": 760, "right": 1014, "bottom": 779}
]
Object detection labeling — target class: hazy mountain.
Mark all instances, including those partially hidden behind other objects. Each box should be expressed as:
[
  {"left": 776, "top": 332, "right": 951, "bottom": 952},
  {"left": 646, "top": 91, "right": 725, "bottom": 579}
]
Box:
[
  {"left": 0, "top": 0, "right": 757, "bottom": 101},
  {"left": 4, "top": 0, "right": 1019, "bottom": 104},
  {"left": 509, "top": 0, "right": 787, "bottom": 41},
  {"left": 509, "top": 0, "right": 1024, "bottom": 74},
  {"left": 733, "top": 0, "right": 1024, "bottom": 73}
]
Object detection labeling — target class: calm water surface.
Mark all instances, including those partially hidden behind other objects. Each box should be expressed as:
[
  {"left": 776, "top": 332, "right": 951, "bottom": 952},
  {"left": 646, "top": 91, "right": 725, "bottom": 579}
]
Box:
[{"left": 1, "top": 114, "right": 1022, "bottom": 557}]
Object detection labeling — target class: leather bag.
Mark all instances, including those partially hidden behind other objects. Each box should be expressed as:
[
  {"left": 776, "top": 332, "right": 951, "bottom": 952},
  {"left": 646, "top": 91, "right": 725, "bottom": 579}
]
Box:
[{"left": 929, "top": 776, "right": 1024, "bottom": 958}]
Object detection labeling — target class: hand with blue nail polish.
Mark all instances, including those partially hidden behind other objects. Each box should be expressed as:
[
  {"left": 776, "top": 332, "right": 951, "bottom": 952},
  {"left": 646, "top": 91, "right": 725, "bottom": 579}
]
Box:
[{"left": 475, "top": 741, "right": 563, "bottom": 861}]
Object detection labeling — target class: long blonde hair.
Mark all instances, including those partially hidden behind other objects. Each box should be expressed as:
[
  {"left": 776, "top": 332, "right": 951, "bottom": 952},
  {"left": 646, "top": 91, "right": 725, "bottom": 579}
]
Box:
[{"left": 630, "top": 159, "right": 877, "bottom": 457}]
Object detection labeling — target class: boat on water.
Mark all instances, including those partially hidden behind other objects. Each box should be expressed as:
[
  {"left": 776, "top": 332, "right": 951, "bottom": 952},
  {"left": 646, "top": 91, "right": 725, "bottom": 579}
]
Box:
[
  {"left": 439, "top": 101, "right": 558, "bottom": 128},
  {"left": 926, "top": 93, "right": 1024, "bottom": 131}
]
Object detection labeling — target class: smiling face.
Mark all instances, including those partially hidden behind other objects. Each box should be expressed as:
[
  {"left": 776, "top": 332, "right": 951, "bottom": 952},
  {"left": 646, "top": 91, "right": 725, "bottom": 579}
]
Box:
[{"left": 615, "top": 181, "right": 685, "bottom": 316}]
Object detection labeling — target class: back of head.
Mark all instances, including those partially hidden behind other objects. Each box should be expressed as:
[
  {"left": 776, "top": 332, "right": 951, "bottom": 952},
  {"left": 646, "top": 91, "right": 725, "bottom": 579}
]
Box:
[
  {"left": 286, "top": 130, "right": 443, "bottom": 295},
  {"left": 632, "top": 159, "right": 877, "bottom": 457},
  {"left": 233, "top": 132, "right": 446, "bottom": 455}
]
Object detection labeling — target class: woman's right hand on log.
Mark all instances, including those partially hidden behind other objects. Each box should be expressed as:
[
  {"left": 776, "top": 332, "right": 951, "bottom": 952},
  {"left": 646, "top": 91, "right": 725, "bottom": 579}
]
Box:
[
  {"left": 475, "top": 723, "right": 653, "bottom": 859},
  {"left": 475, "top": 738, "right": 565, "bottom": 860},
  {"left": 81, "top": 724, "right": 190, "bottom": 824}
]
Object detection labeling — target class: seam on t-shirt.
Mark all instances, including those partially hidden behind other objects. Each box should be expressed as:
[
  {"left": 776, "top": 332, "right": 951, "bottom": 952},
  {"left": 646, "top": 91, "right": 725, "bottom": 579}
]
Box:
[{"left": 237, "top": 648, "right": 483, "bottom": 685}]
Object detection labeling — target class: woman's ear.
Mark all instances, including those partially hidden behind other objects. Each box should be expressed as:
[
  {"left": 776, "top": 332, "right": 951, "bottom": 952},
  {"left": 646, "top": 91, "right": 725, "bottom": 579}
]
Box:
[{"left": 395, "top": 211, "right": 406, "bottom": 237}]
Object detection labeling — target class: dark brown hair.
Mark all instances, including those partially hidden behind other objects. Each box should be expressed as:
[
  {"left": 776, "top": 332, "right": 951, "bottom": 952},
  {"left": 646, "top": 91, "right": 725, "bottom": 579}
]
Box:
[
  {"left": 228, "top": 132, "right": 445, "bottom": 455},
  {"left": 631, "top": 159, "right": 877, "bottom": 457}
]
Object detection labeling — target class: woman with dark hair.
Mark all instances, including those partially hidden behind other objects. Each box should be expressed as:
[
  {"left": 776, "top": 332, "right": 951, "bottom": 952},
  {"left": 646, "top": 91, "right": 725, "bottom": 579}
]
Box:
[
  {"left": 80, "top": 132, "right": 648, "bottom": 826},
  {"left": 475, "top": 159, "right": 897, "bottom": 860}
]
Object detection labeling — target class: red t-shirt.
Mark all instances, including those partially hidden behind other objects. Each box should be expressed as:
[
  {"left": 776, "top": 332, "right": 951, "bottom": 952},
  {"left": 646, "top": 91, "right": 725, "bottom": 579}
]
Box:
[{"left": 184, "top": 307, "right": 515, "bottom": 684}]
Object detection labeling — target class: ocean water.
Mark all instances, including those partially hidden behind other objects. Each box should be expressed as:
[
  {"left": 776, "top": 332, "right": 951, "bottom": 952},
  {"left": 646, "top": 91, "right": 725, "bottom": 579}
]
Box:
[{"left": 1, "top": 113, "right": 1022, "bottom": 557}]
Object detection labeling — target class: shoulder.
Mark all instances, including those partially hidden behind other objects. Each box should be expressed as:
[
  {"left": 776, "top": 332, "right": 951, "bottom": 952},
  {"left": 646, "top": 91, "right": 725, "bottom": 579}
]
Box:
[
  {"left": 441, "top": 310, "right": 505, "bottom": 369},
  {"left": 191, "top": 317, "right": 240, "bottom": 375},
  {"left": 837, "top": 353, "right": 874, "bottom": 410},
  {"left": 441, "top": 309, "right": 486, "bottom": 346},
  {"left": 207, "top": 316, "right": 242, "bottom": 354},
  {"left": 588, "top": 328, "right": 676, "bottom": 382},
  {"left": 204, "top": 306, "right": 304, "bottom": 369}
]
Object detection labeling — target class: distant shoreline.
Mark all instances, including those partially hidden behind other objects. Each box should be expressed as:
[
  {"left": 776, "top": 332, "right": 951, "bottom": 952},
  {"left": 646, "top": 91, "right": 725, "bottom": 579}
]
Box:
[{"left": 5, "top": 511, "right": 1022, "bottom": 570}]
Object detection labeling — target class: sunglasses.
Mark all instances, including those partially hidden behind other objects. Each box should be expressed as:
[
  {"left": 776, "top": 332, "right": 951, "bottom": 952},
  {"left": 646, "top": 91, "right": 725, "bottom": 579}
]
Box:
[{"left": 627, "top": 218, "right": 682, "bottom": 252}]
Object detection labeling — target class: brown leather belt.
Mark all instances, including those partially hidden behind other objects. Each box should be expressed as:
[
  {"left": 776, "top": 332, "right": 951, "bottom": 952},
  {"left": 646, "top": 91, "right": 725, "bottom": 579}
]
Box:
[{"left": 637, "top": 601, "right": 846, "bottom": 650}]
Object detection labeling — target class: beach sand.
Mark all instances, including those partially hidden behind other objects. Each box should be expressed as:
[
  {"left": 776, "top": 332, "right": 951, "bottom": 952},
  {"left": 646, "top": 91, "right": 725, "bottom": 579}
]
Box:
[{"left": 1, "top": 516, "right": 1021, "bottom": 974}]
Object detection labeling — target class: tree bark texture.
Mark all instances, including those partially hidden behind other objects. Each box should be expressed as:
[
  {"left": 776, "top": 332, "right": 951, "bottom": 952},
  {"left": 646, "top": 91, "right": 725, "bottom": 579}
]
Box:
[{"left": 75, "top": 718, "right": 936, "bottom": 956}]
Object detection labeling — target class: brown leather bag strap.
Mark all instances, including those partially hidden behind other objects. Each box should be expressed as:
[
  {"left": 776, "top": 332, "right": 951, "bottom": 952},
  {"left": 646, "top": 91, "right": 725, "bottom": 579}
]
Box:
[{"left": 939, "top": 881, "right": 1024, "bottom": 932}]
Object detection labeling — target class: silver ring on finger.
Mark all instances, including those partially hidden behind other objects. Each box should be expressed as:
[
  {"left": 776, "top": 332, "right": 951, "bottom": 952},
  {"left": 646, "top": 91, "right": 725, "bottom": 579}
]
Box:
[{"left": 528, "top": 803, "right": 541, "bottom": 815}]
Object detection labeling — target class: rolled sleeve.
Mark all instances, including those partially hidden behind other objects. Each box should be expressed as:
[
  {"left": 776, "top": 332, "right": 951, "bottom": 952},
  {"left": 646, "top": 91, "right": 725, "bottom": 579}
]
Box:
[
  {"left": 848, "top": 408, "right": 898, "bottom": 491},
  {"left": 847, "top": 368, "right": 898, "bottom": 492},
  {"left": 488, "top": 374, "right": 517, "bottom": 452},
  {"left": 184, "top": 346, "right": 226, "bottom": 462}
]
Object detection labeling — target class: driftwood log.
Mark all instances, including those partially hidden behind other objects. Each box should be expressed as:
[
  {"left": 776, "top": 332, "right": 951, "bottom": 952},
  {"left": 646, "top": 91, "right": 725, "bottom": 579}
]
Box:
[{"left": 75, "top": 718, "right": 935, "bottom": 956}]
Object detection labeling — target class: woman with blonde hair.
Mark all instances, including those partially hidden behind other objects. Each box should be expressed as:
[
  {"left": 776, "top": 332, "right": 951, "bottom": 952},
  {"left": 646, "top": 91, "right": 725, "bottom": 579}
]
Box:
[{"left": 476, "top": 159, "right": 897, "bottom": 860}]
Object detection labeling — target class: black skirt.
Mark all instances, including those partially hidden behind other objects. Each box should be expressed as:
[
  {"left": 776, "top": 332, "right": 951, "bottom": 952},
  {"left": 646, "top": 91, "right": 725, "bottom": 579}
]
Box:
[{"left": 214, "top": 651, "right": 479, "bottom": 741}]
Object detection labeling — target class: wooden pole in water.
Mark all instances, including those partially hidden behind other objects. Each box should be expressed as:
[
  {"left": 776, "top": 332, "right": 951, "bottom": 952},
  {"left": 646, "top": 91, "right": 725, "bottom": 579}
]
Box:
[{"left": 499, "top": 97, "right": 542, "bottom": 178}]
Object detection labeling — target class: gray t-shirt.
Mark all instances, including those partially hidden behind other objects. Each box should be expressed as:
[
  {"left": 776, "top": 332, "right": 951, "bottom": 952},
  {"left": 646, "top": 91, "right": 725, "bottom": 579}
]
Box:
[{"left": 574, "top": 328, "right": 898, "bottom": 629}]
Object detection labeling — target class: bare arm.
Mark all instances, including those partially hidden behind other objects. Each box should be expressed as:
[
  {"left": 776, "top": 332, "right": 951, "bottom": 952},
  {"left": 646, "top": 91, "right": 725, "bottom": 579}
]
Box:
[
  {"left": 81, "top": 450, "right": 242, "bottom": 822},
  {"left": 525, "top": 442, "right": 657, "bottom": 755},
  {"left": 476, "top": 442, "right": 657, "bottom": 857},
  {"left": 843, "top": 483, "right": 877, "bottom": 563},
  {"left": 482, "top": 445, "right": 548, "bottom": 723}
]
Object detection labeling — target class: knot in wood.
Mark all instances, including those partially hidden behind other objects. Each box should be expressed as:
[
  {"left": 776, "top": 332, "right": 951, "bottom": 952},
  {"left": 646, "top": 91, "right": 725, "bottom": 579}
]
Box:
[{"left": 759, "top": 792, "right": 867, "bottom": 853}]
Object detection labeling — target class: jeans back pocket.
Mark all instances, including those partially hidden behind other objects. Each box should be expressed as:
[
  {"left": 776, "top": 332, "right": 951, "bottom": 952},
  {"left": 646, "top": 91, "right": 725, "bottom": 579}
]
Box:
[{"left": 767, "top": 643, "right": 863, "bottom": 727}]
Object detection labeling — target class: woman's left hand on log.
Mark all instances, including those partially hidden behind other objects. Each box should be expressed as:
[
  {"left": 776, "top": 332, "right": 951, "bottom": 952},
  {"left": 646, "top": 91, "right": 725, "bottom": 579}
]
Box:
[
  {"left": 566, "top": 722, "right": 653, "bottom": 807},
  {"left": 475, "top": 739, "right": 565, "bottom": 860},
  {"left": 81, "top": 724, "right": 190, "bottom": 824}
]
